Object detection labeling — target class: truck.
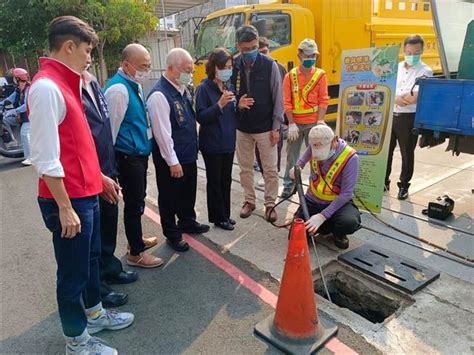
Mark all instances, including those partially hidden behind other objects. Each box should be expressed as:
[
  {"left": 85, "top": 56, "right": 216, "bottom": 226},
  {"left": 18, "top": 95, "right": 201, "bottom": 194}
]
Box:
[{"left": 193, "top": 0, "right": 441, "bottom": 121}]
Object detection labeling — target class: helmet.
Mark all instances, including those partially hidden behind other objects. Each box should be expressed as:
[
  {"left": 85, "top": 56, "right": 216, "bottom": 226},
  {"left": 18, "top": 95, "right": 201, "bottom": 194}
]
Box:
[{"left": 12, "top": 68, "right": 29, "bottom": 82}]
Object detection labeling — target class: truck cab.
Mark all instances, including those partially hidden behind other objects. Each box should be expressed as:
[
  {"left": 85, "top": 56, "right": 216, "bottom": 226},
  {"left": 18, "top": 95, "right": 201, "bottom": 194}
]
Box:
[{"left": 193, "top": 0, "right": 441, "bottom": 121}]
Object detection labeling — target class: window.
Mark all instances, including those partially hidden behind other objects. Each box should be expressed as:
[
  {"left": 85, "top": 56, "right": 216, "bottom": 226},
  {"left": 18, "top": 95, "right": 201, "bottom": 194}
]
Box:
[
  {"left": 195, "top": 13, "right": 245, "bottom": 59},
  {"left": 250, "top": 12, "right": 291, "bottom": 50}
]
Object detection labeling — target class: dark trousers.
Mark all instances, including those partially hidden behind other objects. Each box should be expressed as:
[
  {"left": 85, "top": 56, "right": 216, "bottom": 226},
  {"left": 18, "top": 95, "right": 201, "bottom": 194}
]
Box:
[
  {"left": 38, "top": 196, "right": 101, "bottom": 337},
  {"left": 296, "top": 197, "right": 361, "bottom": 238},
  {"left": 99, "top": 196, "right": 123, "bottom": 282},
  {"left": 385, "top": 113, "right": 418, "bottom": 188},
  {"left": 152, "top": 149, "right": 198, "bottom": 242},
  {"left": 202, "top": 151, "right": 234, "bottom": 223},
  {"left": 116, "top": 152, "right": 147, "bottom": 256}
]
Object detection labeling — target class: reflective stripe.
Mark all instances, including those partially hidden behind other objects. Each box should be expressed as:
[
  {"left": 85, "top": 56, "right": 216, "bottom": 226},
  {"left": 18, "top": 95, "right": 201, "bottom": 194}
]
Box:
[
  {"left": 309, "top": 145, "right": 356, "bottom": 202},
  {"left": 291, "top": 67, "right": 324, "bottom": 115}
]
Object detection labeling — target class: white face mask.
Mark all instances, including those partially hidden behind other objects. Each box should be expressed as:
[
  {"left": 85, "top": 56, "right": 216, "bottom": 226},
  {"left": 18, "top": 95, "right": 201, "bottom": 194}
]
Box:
[{"left": 134, "top": 70, "right": 150, "bottom": 84}]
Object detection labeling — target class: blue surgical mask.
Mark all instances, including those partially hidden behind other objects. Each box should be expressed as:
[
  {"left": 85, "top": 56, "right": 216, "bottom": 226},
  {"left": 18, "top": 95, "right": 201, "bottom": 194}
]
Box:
[
  {"left": 178, "top": 72, "right": 193, "bottom": 86},
  {"left": 302, "top": 58, "right": 316, "bottom": 68},
  {"left": 216, "top": 68, "right": 233, "bottom": 82},
  {"left": 405, "top": 54, "right": 421, "bottom": 66},
  {"left": 242, "top": 49, "right": 258, "bottom": 63}
]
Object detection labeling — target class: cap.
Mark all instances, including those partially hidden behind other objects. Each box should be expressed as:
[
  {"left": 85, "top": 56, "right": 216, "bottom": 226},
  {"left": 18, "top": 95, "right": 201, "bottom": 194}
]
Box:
[
  {"left": 298, "top": 38, "right": 319, "bottom": 55},
  {"left": 309, "top": 124, "right": 335, "bottom": 160}
]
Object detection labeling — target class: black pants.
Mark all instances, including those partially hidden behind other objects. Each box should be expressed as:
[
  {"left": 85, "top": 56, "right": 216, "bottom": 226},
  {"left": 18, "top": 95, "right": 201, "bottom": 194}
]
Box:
[
  {"left": 296, "top": 197, "right": 361, "bottom": 238},
  {"left": 99, "top": 195, "right": 123, "bottom": 281},
  {"left": 116, "top": 152, "right": 147, "bottom": 256},
  {"left": 202, "top": 151, "right": 234, "bottom": 223},
  {"left": 152, "top": 147, "right": 198, "bottom": 242},
  {"left": 385, "top": 113, "right": 418, "bottom": 188}
]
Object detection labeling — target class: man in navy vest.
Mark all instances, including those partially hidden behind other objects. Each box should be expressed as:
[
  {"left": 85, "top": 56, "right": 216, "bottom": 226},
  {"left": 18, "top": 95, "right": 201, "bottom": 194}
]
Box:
[
  {"left": 231, "top": 25, "right": 284, "bottom": 222},
  {"left": 147, "top": 48, "right": 210, "bottom": 252},
  {"left": 82, "top": 69, "right": 139, "bottom": 308},
  {"left": 104, "top": 44, "right": 162, "bottom": 268}
]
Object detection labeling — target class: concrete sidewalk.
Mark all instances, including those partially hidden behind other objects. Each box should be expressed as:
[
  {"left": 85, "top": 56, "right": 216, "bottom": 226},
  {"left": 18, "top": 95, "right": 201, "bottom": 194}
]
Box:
[{"left": 146, "top": 141, "right": 474, "bottom": 354}]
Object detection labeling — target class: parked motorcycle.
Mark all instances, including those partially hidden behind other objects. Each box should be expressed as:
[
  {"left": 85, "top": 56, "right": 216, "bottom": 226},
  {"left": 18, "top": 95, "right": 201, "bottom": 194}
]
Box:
[{"left": 0, "top": 105, "right": 24, "bottom": 158}]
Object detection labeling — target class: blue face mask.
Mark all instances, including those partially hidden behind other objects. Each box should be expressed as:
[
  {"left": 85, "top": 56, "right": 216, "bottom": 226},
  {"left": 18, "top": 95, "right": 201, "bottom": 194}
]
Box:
[
  {"left": 242, "top": 49, "right": 258, "bottom": 63},
  {"left": 302, "top": 58, "right": 316, "bottom": 68},
  {"left": 405, "top": 54, "right": 421, "bottom": 66},
  {"left": 216, "top": 68, "right": 233, "bottom": 82}
]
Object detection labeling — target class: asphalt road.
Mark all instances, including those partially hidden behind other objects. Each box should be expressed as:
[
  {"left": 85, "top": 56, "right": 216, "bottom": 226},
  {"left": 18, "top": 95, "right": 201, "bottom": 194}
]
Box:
[{"left": 0, "top": 156, "right": 378, "bottom": 354}]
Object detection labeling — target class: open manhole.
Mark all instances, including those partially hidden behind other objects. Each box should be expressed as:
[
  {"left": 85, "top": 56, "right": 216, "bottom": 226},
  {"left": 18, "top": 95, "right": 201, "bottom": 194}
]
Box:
[{"left": 314, "top": 261, "right": 414, "bottom": 324}]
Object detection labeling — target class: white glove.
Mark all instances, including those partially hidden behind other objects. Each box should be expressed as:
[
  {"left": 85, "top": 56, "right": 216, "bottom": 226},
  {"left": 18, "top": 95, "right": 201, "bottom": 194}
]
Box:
[
  {"left": 304, "top": 213, "right": 326, "bottom": 233},
  {"left": 289, "top": 167, "right": 295, "bottom": 180},
  {"left": 5, "top": 109, "right": 16, "bottom": 117},
  {"left": 287, "top": 123, "right": 299, "bottom": 143}
]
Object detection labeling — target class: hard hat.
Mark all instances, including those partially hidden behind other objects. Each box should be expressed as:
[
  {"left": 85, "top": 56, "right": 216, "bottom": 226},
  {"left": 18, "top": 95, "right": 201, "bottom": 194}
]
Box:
[
  {"left": 12, "top": 68, "right": 29, "bottom": 81},
  {"left": 298, "top": 38, "right": 319, "bottom": 55}
]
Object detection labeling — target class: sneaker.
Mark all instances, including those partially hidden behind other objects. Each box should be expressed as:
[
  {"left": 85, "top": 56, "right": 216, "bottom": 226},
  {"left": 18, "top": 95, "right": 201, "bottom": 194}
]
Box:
[
  {"left": 21, "top": 159, "right": 32, "bottom": 166},
  {"left": 281, "top": 187, "right": 293, "bottom": 199},
  {"left": 397, "top": 187, "right": 409, "bottom": 200},
  {"left": 87, "top": 308, "right": 134, "bottom": 335},
  {"left": 127, "top": 251, "right": 163, "bottom": 268},
  {"left": 66, "top": 335, "right": 117, "bottom": 355},
  {"left": 257, "top": 176, "right": 265, "bottom": 187}
]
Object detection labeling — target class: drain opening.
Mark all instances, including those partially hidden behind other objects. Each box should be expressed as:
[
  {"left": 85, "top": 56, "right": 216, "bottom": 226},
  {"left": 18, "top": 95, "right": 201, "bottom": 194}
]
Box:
[{"left": 315, "top": 271, "right": 401, "bottom": 324}]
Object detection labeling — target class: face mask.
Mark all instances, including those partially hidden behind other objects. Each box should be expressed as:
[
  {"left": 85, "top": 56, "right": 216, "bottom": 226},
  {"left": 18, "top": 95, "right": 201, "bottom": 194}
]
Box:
[
  {"left": 302, "top": 58, "right": 316, "bottom": 68},
  {"left": 178, "top": 71, "right": 193, "bottom": 86},
  {"left": 242, "top": 49, "right": 258, "bottom": 63},
  {"left": 405, "top": 54, "right": 421, "bottom": 66},
  {"left": 216, "top": 68, "right": 233, "bottom": 82},
  {"left": 134, "top": 70, "right": 150, "bottom": 83}
]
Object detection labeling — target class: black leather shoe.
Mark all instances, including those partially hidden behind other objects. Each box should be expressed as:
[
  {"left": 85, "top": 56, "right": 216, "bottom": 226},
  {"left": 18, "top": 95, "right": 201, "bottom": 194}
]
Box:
[
  {"left": 215, "top": 221, "right": 234, "bottom": 231},
  {"left": 105, "top": 271, "right": 139, "bottom": 285},
  {"left": 101, "top": 291, "right": 128, "bottom": 308},
  {"left": 334, "top": 235, "right": 349, "bottom": 249},
  {"left": 167, "top": 238, "right": 190, "bottom": 252},
  {"left": 228, "top": 218, "right": 236, "bottom": 225},
  {"left": 180, "top": 223, "right": 210, "bottom": 234},
  {"left": 397, "top": 187, "right": 409, "bottom": 200}
]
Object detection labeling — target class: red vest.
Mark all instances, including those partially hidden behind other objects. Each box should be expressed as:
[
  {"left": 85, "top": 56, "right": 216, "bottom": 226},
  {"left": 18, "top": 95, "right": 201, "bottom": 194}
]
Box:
[{"left": 31, "top": 58, "right": 102, "bottom": 198}]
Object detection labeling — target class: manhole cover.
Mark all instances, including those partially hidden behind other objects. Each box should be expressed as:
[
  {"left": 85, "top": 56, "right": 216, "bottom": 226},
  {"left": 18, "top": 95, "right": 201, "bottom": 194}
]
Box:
[{"left": 338, "top": 244, "right": 440, "bottom": 294}]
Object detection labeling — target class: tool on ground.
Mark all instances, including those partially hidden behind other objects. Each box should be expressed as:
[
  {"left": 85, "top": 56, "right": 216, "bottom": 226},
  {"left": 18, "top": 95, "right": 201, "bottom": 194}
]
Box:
[
  {"left": 422, "top": 195, "right": 455, "bottom": 220},
  {"left": 254, "top": 218, "right": 338, "bottom": 353}
]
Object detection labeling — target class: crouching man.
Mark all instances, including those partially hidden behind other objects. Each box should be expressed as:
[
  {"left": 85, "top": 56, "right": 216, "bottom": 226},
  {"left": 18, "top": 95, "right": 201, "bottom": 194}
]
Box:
[{"left": 291, "top": 124, "right": 361, "bottom": 249}]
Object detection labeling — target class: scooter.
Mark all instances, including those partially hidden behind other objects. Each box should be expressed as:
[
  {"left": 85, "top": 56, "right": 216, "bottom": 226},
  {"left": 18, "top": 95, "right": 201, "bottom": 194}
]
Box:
[{"left": 0, "top": 105, "right": 24, "bottom": 158}]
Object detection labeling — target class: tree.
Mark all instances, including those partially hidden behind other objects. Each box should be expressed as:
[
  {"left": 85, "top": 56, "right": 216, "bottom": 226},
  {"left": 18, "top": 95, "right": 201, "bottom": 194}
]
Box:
[
  {"left": 45, "top": 0, "right": 159, "bottom": 84},
  {"left": 1, "top": 0, "right": 159, "bottom": 84}
]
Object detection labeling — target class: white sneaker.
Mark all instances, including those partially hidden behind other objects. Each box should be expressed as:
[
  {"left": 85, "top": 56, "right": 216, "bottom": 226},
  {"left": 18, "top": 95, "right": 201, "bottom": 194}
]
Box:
[
  {"left": 21, "top": 159, "right": 32, "bottom": 166},
  {"left": 257, "top": 176, "right": 265, "bottom": 187},
  {"left": 87, "top": 308, "right": 134, "bottom": 334},
  {"left": 66, "top": 335, "right": 117, "bottom": 355}
]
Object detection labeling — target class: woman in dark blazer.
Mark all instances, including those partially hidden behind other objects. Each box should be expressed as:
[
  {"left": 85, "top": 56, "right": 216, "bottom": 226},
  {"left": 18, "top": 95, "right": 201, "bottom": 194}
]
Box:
[{"left": 195, "top": 48, "right": 238, "bottom": 230}]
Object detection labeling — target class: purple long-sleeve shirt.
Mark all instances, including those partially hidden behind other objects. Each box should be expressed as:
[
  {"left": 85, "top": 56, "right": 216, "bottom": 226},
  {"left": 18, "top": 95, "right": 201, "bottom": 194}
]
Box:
[{"left": 297, "top": 138, "right": 359, "bottom": 219}]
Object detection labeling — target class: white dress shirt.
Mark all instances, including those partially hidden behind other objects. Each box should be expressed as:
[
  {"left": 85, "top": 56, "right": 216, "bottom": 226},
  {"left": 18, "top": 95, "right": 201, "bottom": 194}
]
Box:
[
  {"left": 147, "top": 75, "right": 186, "bottom": 167},
  {"left": 28, "top": 78, "right": 67, "bottom": 177},
  {"left": 394, "top": 60, "right": 433, "bottom": 113}
]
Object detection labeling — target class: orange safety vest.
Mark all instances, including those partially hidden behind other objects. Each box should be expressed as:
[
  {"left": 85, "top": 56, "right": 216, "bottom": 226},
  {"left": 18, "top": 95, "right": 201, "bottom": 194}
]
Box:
[
  {"left": 290, "top": 67, "right": 324, "bottom": 115},
  {"left": 310, "top": 145, "right": 357, "bottom": 202}
]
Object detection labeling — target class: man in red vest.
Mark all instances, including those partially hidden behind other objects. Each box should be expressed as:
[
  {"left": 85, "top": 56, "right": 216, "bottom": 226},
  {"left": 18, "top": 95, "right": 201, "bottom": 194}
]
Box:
[{"left": 28, "top": 16, "right": 133, "bottom": 354}]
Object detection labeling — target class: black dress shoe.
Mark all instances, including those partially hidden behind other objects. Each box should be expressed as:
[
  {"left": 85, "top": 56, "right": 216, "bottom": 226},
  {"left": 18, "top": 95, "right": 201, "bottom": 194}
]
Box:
[
  {"left": 167, "top": 238, "right": 190, "bottom": 252},
  {"left": 180, "top": 222, "right": 210, "bottom": 234},
  {"left": 215, "top": 221, "right": 234, "bottom": 231},
  {"left": 228, "top": 218, "right": 236, "bottom": 225},
  {"left": 101, "top": 291, "right": 128, "bottom": 308},
  {"left": 397, "top": 187, "right": 409, "bottom": 200},
  {"left": 105, "top": 271, "right": 139, "bottom": 285},
  {"left": 334, "top": 235, "right": 349, "bottom": 249}
]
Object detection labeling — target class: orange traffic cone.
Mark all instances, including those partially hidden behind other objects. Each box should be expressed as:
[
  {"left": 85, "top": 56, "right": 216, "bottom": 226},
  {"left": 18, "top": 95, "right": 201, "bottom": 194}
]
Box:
[{"left": 254, "top": 218, "right": 337, "bottom": 353}]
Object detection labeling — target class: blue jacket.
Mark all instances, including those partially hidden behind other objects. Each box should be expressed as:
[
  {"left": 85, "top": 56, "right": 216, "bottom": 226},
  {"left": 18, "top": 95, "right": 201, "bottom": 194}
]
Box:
[
  {"left": 104, "top": 71, "right": 152, "bottom": 156},
  {"left": 148, "top": 76, "right": 198, "bottom": 164},
  {"left": 0, "top": 86, "right": 29, "bottom": 123},
  {"left": 82, "top": 79, "right": 118, "bottom": 178},
  {"left": 195, "top": 78, "right": 236, "bottom": 154}
]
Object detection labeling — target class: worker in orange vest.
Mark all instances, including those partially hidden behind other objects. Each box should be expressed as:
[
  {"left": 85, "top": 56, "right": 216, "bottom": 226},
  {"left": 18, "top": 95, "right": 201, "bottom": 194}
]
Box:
[{"left": 281, "top": 38, "right": 329, "bottom": 198}]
